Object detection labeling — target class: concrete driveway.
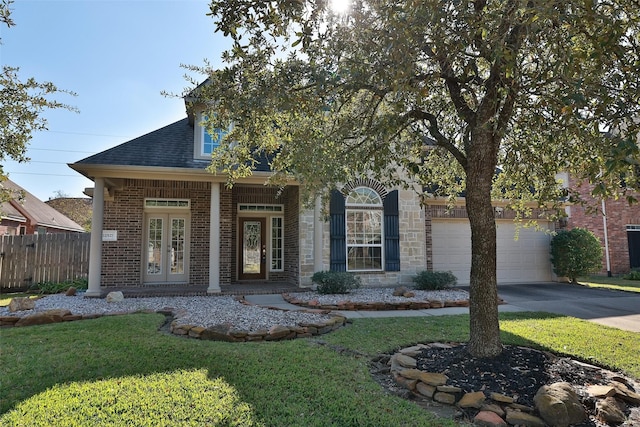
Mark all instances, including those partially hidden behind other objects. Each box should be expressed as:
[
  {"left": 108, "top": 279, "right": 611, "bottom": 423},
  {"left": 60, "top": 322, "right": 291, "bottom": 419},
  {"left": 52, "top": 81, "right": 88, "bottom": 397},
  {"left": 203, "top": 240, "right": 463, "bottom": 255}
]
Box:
[{"left": 494, "top": 282, "right": 640, "bottom": 333}]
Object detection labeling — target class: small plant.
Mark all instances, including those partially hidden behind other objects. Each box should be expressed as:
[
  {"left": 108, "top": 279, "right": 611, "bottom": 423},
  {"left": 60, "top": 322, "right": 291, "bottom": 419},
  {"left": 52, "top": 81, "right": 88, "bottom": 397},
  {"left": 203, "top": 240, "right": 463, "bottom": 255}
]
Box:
[
  {"left": 624, "top": 270, "right": 640, "bottom": 281},
  {"left": 29, "top": 278, "right": 88, "bottom": 294},
  {"left": 550, "top": 228, "right": 603, "bottom": 283},
  {"left": 311, "top": 271, "right": 361, "bottom": 294},
  {"left": 412, "top": 270, "right": 457, "bottom": 290}
]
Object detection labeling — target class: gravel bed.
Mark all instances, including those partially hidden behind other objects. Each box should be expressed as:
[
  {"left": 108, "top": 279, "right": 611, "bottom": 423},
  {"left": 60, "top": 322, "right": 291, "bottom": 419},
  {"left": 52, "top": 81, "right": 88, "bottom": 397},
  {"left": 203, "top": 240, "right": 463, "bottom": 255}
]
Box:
[
  {"left": 0, "top": 294, "right": 334, "bottom": 332},
  {"left": 288, "top": 287, "right": 469, "bottom": 305}
]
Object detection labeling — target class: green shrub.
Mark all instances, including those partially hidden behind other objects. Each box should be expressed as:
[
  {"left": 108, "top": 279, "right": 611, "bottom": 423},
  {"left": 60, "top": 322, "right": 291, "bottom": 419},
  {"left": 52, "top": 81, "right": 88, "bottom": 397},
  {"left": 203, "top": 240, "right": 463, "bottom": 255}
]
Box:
[
  {"left": 624, "top": 270, "right": 640, "bottom": 281},
  {"left": 412, "top": 270, "right": 457, "bottom": 290},
  {"left": 311, "top": 271, "right": 361, "bottom": 294},
  {"left": 550, "top": 228, "right": 603, "bottom": 283},
  {"left": 29, "top": 278, "right": 88, "bottom": 294}
]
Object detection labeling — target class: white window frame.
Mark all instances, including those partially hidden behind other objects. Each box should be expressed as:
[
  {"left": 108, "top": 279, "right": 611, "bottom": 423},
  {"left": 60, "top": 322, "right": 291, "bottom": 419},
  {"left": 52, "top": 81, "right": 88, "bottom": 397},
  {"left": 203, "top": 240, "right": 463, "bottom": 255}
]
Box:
[
  {"left": 345, "top": 187, "right": 384, "bottom": 272},
  {"left": 144, "top": 198, "right": 190, "bottom": 209}
]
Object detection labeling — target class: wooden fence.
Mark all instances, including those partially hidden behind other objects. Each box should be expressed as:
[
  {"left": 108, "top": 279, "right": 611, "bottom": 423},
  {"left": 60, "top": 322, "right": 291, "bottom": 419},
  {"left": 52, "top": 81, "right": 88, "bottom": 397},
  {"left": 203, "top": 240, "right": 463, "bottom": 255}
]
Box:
[{"left": 0, "top": 233, "right": 90, "bottom": 291}]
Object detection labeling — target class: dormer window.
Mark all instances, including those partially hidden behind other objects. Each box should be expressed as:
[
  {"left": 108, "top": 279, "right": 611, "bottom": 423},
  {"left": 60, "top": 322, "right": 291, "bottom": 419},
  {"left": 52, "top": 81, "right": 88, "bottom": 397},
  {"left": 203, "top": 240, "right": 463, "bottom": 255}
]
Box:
[
  {"left": 195, "top": 113, "right": 230, "bottom": 159},
  {"left": 203, "top": 126, "right": 226, "bottom": 155}
]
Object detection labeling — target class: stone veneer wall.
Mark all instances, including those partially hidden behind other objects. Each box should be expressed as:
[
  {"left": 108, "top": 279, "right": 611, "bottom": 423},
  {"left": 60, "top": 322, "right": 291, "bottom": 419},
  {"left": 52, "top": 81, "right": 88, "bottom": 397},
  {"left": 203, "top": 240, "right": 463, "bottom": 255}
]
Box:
[
  {"left": 567, "top": 179, "right": 640, "bottom": 275},
  {"left": 101, "top": 179, "right": 211, "bottom": 287},
  {"left": 299, "top": 187, "right": 427, "bottom": 288}
]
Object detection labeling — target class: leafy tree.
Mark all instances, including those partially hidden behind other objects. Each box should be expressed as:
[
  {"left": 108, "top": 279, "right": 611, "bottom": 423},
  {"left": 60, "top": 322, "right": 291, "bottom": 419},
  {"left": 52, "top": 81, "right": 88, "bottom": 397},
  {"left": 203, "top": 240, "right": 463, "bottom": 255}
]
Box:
[
  {"left": 46, "top": 191, "right": 93, "bottom": 232},
  {"left": 189, "top": 0, "right": 640, "bottom": 357},
  {"left": 0, "top": 0, "right": 76, "bottom": 203},
  {"left": 550, "top": 228, "right": 603, "bottom": 283}
]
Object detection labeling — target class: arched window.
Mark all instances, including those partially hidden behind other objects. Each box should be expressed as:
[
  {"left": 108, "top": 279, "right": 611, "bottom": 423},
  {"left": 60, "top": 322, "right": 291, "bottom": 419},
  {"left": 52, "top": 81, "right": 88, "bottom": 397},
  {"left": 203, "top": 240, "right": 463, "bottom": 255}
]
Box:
[{"left": 345, "top": 187, "right": 384, "bottom": 271}]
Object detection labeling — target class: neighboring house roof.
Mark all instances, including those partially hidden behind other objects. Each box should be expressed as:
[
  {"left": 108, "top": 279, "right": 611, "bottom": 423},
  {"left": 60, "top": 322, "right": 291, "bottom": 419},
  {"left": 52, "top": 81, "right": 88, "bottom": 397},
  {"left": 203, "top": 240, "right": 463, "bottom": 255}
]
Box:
[
  {"left": 71, "top": 117, "right": 271, "bottom": 175},
  {"left": 0, "top": 202, "right": 27, "bottom": 223},
  {"left": 1, "top": 180, "right": 86, "bottom": 232}
]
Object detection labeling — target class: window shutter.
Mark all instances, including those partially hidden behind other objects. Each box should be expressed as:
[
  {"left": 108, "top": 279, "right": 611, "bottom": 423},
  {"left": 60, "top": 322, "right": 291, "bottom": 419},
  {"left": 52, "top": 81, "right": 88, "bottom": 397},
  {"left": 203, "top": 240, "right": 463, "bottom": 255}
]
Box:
[
  {"left": 384, "top": 190, "right": 400, "bottom": 271},
  {"left": 329, "top": 189, "right": 346, "bottom": 271}
]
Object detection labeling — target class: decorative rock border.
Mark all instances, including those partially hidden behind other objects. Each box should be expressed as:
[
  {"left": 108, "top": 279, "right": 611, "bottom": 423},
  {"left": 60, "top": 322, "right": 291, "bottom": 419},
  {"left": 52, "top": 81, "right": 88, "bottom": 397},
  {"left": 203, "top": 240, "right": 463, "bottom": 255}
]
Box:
[
  {"left": 282, "top": 293, "right": 493, "bottom": 311},
  {"left": 386, "top": 343, "right": 640, "bottom": 427},
  {"left": 0, "top": 308, "right": 156, "bottom": 328},
  {"left": 1, "top": 297, "right": 350, "bottom": 343},
  {"left": 168, "top": 313, "right": 348, "bottom": 342}
]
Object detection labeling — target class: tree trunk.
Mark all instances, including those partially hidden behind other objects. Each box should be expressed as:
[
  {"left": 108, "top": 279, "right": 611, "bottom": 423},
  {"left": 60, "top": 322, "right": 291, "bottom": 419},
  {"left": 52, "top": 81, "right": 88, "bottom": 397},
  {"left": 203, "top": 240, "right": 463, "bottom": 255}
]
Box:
[{"left": 465, "top": 131, "right": 502, "bottom": 358}]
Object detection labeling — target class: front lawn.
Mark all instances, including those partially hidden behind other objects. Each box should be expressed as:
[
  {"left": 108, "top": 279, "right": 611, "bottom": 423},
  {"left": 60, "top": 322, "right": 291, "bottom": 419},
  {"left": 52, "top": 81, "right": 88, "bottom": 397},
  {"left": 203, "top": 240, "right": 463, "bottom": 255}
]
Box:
[
  {"left": 578, "top": 274, "right": 640, "bottom": 293},
  {"left": 1, "top": 312, "right": 638, "bottom": 426}
]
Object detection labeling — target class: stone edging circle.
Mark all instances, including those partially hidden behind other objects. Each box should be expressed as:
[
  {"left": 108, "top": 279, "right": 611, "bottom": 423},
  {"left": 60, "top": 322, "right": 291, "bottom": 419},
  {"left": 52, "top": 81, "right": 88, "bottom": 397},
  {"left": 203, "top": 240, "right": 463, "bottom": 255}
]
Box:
[{"left": 386, "top": 342, "right": 640, "bottom": 426}]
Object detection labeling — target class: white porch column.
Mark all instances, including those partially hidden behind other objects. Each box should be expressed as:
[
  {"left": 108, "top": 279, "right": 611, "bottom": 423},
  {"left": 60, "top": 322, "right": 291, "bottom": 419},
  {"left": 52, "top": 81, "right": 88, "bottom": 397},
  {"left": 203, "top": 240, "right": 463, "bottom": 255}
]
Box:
[
  {"left": 313, "top": 196, "right": 324, "bottom": 273},
  {"left": 86, "top": 177, "right": 104, "bottom": 297},
  {"left": 208, "top": 183, "right": 221, "bottom": 293}
]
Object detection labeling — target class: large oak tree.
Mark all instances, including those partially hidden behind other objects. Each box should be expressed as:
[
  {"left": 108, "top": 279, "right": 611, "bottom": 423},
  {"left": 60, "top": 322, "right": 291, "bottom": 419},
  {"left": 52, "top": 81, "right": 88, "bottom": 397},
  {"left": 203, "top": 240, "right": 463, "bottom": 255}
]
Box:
[{"left": 190, "top": 0, "right": 640, "bottom": 357}]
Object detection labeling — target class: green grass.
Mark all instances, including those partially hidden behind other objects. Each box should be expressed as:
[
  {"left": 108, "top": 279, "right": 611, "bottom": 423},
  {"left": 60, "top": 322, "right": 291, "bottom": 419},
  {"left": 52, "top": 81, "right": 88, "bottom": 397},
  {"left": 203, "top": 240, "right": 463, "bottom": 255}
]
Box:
[
  {"left": 1, "top": 312, "right": 638, "bottom": 426},
  {"left": 578, "top": 274, "right": 640, "bottom": 293}
]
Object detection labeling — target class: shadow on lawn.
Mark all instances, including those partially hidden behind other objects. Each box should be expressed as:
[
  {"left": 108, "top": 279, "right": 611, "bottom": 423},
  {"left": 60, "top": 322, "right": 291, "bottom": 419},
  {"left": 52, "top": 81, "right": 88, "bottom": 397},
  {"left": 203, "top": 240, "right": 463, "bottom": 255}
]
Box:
[{"left": 1, "top": 310, "right": 637, "bottom": 425}]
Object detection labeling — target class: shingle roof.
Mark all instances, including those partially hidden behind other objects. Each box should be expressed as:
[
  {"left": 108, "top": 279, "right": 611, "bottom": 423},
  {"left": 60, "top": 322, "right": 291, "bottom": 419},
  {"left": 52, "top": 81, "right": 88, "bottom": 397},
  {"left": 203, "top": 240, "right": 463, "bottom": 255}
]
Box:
[
  {"left": 0, "top": 202, "right": 26, "bottom": 222},
  {"left": 1, "top": 180, "right": 85, "bottom": 232},
  {"left": 75, "top": 118, "right": 208, "bottom": 169},
  {"left": 74, "top": 117, "right": 272, "bottom": 172}
]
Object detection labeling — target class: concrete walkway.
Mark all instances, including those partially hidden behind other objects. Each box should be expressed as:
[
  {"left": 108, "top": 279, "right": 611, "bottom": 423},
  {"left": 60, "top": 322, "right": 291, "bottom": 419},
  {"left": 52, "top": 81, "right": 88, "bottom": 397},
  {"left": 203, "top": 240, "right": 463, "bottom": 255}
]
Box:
[{"left": 245, "top": 283, "right": 640, "bottom": 333}]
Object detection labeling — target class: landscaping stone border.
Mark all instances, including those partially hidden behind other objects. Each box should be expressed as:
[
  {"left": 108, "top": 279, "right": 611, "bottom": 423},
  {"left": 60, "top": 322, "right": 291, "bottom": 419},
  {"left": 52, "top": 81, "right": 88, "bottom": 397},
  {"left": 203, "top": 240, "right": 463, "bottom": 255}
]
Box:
[
  {"left": 0, "top": 296, "right": 349, "bottom": 343},
  {"left": 281, "top": 293, "right": 495, "bottom": 311},
  {"left": 386, "top": 343, "right": 640, "bottom": 427}
]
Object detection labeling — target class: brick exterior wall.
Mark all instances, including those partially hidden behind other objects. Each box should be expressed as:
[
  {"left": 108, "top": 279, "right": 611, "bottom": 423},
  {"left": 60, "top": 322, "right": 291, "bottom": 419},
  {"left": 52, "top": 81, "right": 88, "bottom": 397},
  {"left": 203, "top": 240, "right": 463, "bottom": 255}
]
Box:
[
  {"left": 567, "top": 179, "right": 640, "bottom": 275},
  {"left": 101, "top": 179, "right": 211, "bottom": 288},
  {"left": 100, "top": 180, "right": 300, "bottom": 288},
  {"left": 220, "top": 186, "right": 233, "bottom": 284}
]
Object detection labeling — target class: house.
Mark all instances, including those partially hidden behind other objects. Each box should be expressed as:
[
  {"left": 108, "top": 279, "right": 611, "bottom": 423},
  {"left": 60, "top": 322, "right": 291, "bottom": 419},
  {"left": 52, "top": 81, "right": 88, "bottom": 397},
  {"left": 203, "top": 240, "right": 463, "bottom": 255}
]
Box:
[
  {"left": 0, "top": 179, "right": 86, "bottom": 235},
  {"left": 69, "top": 95, "right": 557, "bottom": 296},
  {"left": 567, "top": 177, "right": 640, "bottom": 275}
]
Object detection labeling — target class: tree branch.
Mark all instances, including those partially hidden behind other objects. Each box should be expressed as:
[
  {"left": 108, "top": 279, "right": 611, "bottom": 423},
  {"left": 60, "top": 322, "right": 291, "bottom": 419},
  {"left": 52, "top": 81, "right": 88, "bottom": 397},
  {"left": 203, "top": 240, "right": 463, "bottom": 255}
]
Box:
[{"left": 405, "top": 109, "right": 467, "bottom": 168}]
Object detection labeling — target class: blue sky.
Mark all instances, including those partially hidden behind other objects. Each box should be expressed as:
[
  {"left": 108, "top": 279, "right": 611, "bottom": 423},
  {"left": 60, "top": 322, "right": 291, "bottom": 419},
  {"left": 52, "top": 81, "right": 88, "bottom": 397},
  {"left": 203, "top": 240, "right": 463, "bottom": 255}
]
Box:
[{"left": 2, "top": 0, "right": 231, "bottom": 200}]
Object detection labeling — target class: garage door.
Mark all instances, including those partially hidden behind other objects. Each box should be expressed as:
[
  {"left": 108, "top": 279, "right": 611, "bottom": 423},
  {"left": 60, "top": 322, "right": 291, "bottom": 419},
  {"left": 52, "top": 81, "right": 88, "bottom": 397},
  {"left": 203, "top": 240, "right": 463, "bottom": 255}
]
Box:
[{"left": 431, "top": 219, "right": 553, "bottom": 284}]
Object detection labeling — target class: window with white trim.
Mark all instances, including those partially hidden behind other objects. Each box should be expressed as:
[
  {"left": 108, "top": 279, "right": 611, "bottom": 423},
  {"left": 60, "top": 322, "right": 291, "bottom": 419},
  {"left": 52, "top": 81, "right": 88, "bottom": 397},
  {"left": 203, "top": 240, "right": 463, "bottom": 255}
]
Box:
[
  {"left": 145, "top": 199, "right": 190, "bottom": 209},
  {"left": 345, "top": 187, "right": 383, "bottom": 271},
  {"left": 199, "top": 113, "right": 229, "bottom": 157},
  {"left": 271, "top": 217, "right": 283, "bottom": 271}
]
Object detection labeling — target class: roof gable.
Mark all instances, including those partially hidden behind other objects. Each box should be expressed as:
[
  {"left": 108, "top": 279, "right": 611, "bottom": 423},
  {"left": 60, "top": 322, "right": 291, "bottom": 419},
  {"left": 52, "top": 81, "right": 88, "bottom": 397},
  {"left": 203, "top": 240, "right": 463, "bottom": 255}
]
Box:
[{"left": 1, "top": 180, "right": 85, "bottom": 232}]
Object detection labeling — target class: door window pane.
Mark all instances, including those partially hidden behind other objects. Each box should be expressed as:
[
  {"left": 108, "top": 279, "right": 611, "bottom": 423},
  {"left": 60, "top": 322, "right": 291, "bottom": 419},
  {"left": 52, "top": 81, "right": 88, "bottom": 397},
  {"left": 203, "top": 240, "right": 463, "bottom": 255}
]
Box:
[
  {"left": 147, "top": 218, "right": 163, "bottom": 274},
  {"left": 243, "top": 221, "right": 262, "bottom": 274},
  {"left": 271, "top": 217, "right": 283, "bottom": 271},
  {"left": 171, "top": 218, "right": 186, "bottom": 274}
]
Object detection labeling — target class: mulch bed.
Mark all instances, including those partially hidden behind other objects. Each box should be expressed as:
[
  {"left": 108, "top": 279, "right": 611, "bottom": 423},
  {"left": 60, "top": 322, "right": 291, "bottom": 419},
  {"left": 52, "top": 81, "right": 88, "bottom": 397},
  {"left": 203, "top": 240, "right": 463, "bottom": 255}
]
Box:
[{"left": 371, "top": 343, "right": 640, "bottom": 426}]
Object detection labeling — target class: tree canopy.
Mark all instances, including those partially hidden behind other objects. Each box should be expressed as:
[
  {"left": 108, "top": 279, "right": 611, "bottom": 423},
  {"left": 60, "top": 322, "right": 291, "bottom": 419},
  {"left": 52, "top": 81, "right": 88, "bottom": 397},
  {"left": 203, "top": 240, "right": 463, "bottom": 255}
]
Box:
[
  {"left": 0, "top": 0, "right": 76, "bottom": 203},
  {"left": 190, "top": 0, "right": 640, "bottom": 357}
]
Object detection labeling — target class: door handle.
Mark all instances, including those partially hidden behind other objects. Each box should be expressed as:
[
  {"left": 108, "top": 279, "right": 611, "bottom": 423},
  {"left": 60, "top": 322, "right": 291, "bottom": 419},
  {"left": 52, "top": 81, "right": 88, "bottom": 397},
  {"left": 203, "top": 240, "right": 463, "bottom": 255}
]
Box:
[{"left": 262, "top": 245, "right": 266, "bottom": 262}]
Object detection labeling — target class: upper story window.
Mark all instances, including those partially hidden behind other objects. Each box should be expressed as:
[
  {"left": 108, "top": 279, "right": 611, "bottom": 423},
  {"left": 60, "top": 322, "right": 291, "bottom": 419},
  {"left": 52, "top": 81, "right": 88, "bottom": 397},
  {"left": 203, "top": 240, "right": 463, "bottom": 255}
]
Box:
[
  {"left": 203, "top": 126, "right": 227, "bottom": 155},
  {"left": 196, "top": 113, "right": 230, "bottom": 159}
]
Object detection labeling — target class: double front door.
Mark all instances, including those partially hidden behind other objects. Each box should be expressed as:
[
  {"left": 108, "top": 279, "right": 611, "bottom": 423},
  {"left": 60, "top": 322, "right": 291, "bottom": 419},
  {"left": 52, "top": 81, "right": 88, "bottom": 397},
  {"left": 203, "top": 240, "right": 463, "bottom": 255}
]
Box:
[{"left": 144, "top": 214, "right": 189, "bottom": 283}]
